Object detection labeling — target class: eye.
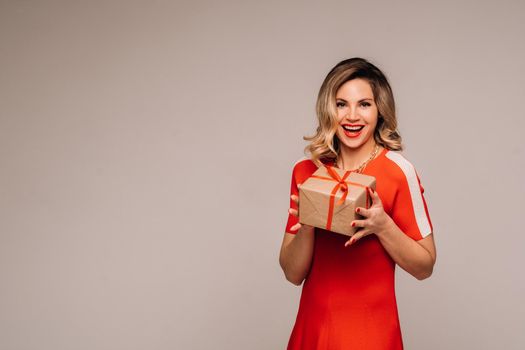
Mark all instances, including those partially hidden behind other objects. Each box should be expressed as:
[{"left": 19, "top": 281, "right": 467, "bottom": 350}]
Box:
[
  {"left": 360, "top": 101, "right": 371, "bottom": 107},
  {"left": 336, "top": 101, "right": 346, "bottom": 108}
]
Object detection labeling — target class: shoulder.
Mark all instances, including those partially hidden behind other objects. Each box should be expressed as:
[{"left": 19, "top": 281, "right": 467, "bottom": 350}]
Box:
[
  {"left": 382, "top": 150, "right": 425, "bottom": 191},
  {"left": 290, "top": 156, "right": 322, "bottom": 185},
  {"left": 384, "top": 150, "right": 418, "bottom": 175},
  {"left": 292, "top": 156, "right": 311, "bottom": 168}
]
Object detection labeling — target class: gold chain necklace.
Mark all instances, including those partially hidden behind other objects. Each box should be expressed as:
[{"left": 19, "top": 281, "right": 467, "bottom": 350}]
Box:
[{"left": 335, "top": 144, "right": 380, "bottom": 173}]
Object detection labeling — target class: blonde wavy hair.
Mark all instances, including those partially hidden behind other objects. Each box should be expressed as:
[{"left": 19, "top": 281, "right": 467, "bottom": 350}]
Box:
[{"left": 304, "top": 57, "right": 403, "bottom": 167}]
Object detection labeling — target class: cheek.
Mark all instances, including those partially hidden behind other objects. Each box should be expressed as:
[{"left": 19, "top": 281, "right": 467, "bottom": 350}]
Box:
[{"left": 364, "top": 109, "right": 379, "bottom": 124}]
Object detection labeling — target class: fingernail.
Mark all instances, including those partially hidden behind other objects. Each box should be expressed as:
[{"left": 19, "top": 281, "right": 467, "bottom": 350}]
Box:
[
  {"left": 351, "top": 222, "right": 355, "bottom": 227},
  {"left": 356, "top": 208, "right": 360, "bottom": 213}
]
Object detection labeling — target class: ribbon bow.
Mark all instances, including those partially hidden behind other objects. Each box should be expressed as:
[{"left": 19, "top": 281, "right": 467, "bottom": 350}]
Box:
[{"left": 310, "top": 165, "right": 371, "bottom": 231}]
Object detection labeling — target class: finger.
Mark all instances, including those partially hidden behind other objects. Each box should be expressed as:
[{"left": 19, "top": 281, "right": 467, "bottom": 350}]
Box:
[
  {"left": 290, "top": 194, "right": 299, "bottom": 205},
  {"left": 290, "top": 222, "right": 302, "bottom": 232},
  {"left": 368, "top": 187, "right": 382, "bottom": 206},
  {"left": 368, "top": 187, "right": 375, "bottom": 204},
  {"left": 351, "top": 219, "right": 367, "bottom": 228},
  {"left": 344, "top": 229, "right": 368, "bottom": 247},
  {"left": 288, "top": 208, "right": 298, "bottom": 217},
  {"left": 352, "top": 230, "right": 367, "bottom": 242},
  {"left": 355, "top": 206, "right": 370, "bottom": 218}
]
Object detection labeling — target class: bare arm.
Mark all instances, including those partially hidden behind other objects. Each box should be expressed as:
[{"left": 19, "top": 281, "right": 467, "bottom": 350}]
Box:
[
  {"left": 376, "top": 219, "right": 436, "bottom": 280},
  {"left": 346, "top": 188, "right": 437, "bottom": 280},
  {"left": 279, "top": 194, "right": 315, "bottom": 286}
]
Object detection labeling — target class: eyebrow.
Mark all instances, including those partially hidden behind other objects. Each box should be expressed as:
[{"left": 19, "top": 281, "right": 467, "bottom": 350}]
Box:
[{"left": 336, "top": 98, "right": 374, "bottom": 102}]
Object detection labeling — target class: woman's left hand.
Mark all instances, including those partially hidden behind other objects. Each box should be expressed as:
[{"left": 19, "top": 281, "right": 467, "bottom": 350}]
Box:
[{"left": 345, "top": 187, "right": 393, "bottom": 247}]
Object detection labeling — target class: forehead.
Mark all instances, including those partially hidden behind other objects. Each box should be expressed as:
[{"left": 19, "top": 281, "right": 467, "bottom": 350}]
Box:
[{"left": 335, "top": 78, "right": 374, "bottom": 99}]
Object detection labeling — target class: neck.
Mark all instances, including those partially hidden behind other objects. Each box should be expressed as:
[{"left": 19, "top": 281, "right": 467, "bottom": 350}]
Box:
[{"left": 338, "top": 139, "right": 379, "bottom": 171}]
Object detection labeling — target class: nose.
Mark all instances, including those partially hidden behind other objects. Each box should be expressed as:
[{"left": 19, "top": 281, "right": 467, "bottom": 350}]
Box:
[{"left": 344, "top": 105, "right": 360, "bottom": 122}]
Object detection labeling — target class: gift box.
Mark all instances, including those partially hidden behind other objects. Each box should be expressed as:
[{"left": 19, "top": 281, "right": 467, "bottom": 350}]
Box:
[{"left": 298, "top": 165, "right": 376, "bottom": 236}]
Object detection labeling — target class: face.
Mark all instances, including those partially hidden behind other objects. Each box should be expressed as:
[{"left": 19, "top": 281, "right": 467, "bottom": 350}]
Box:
[{"left": 334, "top": 78, "right": 379, "bottom": 151}]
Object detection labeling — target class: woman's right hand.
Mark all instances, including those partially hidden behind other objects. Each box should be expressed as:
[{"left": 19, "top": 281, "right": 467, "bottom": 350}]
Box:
[
  {"left": 289, "top": 194, "right": 315, "bottom": 233},
  {"left": 281, "top": 193, "right": 316, "bottom": 285}
]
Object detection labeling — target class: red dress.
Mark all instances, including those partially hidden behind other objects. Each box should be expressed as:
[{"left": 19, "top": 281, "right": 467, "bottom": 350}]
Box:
[{"left": 284, "top": 148, "right": 433, "bottom": 350}]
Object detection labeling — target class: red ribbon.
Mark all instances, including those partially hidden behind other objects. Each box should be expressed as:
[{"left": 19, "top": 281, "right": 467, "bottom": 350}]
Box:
[{"left": 310, "top": 165, "right": 371, "bottom": 231}]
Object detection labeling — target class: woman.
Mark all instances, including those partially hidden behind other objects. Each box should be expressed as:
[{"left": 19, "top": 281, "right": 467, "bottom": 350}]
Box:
[{"left": 279, "top": 57, "right": 437, "bottom": 349}]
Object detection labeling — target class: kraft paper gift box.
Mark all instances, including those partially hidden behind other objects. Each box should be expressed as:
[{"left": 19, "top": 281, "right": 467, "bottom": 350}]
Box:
[{"left": 298, "top": 165, "right": 376, "bottom": 237}]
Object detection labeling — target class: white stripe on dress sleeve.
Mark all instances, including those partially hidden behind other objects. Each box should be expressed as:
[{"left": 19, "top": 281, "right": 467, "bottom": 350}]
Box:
[{"left": 385, "top": 151, "right": 432, "bottom": 238}]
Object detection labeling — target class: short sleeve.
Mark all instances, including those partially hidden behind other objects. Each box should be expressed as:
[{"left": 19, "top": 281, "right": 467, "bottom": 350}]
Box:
[
  {"left": 390, "top": 164, "right": 433, "bottom": 241},
  {"left": 284, "top": 165, "right": 300, "bottom": 234}
]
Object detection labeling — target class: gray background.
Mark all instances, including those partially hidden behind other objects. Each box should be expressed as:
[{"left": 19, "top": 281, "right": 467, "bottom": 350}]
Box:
[{"left": 1, "top": 0, "right": 524, "bottom": 349}]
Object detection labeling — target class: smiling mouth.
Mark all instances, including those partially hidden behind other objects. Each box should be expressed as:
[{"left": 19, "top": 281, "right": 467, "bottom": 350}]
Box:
[{"left": 342, "top": 125, "right": 365, "bottom": 132}]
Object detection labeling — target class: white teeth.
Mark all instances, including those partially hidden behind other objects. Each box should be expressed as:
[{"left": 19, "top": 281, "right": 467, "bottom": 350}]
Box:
[{"left": 343, "top": 125, "right": 364, "bottom": 131}]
